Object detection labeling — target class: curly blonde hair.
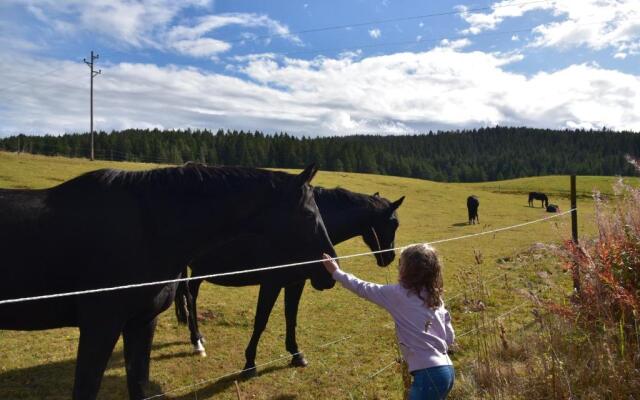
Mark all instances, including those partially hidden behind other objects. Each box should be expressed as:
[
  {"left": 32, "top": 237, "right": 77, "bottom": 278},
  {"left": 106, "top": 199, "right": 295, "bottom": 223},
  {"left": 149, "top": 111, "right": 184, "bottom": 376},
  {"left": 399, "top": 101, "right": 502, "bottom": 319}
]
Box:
[{"left": 398, "top": 244, "right": 443, "bottom": 308}]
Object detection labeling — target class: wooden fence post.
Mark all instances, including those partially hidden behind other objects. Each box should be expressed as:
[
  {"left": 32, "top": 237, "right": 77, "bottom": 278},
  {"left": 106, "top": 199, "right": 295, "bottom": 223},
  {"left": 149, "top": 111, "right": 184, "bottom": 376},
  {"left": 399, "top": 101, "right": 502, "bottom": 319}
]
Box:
[{"left": 570, "top": 175, "right": 580, "bottom": 293}]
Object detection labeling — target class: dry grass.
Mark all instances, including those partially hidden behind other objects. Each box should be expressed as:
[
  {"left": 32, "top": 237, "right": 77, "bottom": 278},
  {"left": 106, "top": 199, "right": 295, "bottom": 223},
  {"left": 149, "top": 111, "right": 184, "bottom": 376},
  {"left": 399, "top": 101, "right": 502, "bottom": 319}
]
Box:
[{"left": 455, "top": 165, "right": 640, "bottom": 400}]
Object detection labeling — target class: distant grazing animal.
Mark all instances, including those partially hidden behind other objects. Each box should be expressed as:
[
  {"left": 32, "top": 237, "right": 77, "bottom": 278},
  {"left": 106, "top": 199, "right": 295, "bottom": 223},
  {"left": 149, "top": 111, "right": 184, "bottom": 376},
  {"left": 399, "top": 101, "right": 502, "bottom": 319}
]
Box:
[
  {"left": 528, "top": 192, "right": 549, "bottom": 208},
  {"left": 175, "top": 188, "right": 405, "bottom": 377},
  {"left": 0, "top": 163, "right": 336, "bottom": 400},
  {"left": 467, "top": 195, "right": 479, "bottom": 224}
]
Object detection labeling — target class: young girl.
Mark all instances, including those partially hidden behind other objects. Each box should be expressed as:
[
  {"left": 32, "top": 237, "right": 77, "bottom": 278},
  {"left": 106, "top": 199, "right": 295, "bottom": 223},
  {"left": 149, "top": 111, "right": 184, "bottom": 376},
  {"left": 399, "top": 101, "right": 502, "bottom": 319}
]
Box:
[{"left": 322, "top": 244, "right": 455, "bottom": 400}]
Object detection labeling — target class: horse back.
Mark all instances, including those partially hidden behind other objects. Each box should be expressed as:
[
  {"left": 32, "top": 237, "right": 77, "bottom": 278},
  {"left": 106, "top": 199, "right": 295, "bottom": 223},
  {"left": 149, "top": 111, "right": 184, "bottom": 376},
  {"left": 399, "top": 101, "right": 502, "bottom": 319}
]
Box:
[{"left": 0, "top": 185, "right": 149, "bottom": 297}]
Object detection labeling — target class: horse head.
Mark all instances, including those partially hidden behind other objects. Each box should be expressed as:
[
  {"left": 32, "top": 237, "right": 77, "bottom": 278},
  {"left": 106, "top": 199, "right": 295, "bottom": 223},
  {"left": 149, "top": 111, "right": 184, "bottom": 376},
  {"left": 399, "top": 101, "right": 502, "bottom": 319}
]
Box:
[{"left": 362, "top": 193, "right": 405, "bottom": 267}]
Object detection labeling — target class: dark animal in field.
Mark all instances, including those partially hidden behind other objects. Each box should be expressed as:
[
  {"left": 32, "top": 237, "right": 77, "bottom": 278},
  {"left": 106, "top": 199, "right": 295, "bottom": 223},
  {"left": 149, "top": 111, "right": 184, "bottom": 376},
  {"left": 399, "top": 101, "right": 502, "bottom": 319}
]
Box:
[
  {"left": 547, "top": 204, "right": 559, "bottom": 213},
  {"left": 175, "top": 188, "right": 405, "bottom": 377},
  {"left": 467, "top": 195, "right": 479, "bottom": 224},
  {"left": 0, "top": 163, "right": 336, "bottom": 400},
  {"left": 528, "top": 192, "right": 549, "bottom": 208}
]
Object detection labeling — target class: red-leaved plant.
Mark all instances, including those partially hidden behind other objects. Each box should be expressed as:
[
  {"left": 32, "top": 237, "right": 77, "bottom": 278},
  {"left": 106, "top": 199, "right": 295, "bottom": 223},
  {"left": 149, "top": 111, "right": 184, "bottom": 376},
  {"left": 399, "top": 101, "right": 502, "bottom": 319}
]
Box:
[{"left": 560, "top": 156, "right": 640, "bottom": 345}]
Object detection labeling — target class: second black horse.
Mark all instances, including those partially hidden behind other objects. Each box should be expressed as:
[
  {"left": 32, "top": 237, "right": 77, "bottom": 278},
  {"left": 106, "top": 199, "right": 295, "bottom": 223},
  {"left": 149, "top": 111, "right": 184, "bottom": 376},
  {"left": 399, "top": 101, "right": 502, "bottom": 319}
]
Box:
[{"left": 175, "top": 188, "right": 405, "bottom": 376}]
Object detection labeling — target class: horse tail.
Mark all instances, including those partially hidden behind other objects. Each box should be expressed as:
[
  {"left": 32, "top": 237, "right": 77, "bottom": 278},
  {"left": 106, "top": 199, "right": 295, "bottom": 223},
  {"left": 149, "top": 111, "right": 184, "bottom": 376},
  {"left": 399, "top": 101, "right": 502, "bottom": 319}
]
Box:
[{"left": 174, "top": 267, "right": 190, "bottom": 325}]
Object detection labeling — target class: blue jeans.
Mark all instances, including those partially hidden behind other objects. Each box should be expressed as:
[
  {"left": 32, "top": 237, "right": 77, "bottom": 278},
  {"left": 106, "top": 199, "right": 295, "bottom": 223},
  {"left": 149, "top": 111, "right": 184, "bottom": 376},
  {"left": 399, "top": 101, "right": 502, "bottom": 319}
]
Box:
[{"left": 409, "top": 365, "right": 455, "bottom": 400}]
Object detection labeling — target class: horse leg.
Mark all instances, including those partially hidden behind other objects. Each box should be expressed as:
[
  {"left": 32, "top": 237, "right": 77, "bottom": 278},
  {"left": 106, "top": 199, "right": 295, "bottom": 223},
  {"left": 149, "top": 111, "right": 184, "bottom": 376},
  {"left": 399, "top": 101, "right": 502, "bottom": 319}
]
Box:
[
  {"left": 242, "top": 283, "right": 281, "bottom": 379},
  {"left": 123, "top": 316, "right": 157, "bottom": 400},
  {"left": 73, "top": 321, "right": 122, "bottom": 400},
  {"left": 187, "top": 279, "right": 206, "bottom": 356},
  {"left": 284, "top": 280, "right": 307, "bottom": 367}
]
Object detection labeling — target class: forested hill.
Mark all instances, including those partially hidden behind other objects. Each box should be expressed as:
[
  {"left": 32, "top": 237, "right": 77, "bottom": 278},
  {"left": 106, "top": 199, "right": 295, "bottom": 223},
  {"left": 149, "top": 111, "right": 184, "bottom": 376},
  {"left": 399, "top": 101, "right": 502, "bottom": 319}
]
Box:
[{"left": 1, "top": 127, "right": 638, "bottom": 182}]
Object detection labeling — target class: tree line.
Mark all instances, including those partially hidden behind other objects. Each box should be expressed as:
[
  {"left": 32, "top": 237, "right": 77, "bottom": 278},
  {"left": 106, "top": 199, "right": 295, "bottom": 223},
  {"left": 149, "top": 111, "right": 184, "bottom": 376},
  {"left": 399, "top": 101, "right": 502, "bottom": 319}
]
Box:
[{"left": 1, "top": 126, "right": 638, "bottom": 182}]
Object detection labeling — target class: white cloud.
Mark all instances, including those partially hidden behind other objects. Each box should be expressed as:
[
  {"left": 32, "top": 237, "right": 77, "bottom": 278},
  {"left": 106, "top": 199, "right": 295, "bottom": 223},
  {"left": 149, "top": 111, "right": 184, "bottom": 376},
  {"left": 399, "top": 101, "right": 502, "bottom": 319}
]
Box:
[
  {"left": 167, "top": 13, "right": 301, "bottom": 57},
  {"left": 368, "top": 28, "right": 381, "bottom": 39},
  {"left": 458, "top": 0, "right": 640, "bottom": 57},
  {"left": 171, "top": 38, "right": 231, "bottom": 58},
  {"left": 511, "top": 34, "right": 519, "bottom": 41},
  {"left": 17, "top": 0, "right": 211, "bottom": 48},
  {"left": 8, "top": 2, "right": 299, "bottom": 59},
  {"left": 439, "top": 38, "right": 472, "bottom": 49},
  {"left": 2, "top": 46, "right": 638, "bottom": 136},
  {"left": 458, "top": 0, "right": 554, "bottom": 35}
]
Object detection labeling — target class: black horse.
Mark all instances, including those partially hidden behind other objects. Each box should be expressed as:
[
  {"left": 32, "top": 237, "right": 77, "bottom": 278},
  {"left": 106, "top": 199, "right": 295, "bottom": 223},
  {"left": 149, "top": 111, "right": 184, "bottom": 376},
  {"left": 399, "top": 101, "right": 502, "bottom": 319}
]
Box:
[
  {"left": 175, "top": 189, "right": 405, "bottom": 376},
  {"left": 528, "top": 192, "right": 549, "bottom": 208},
  {"left": 0, "top": 163, "right": 336, "bottom": 400},
  {"left": 467, "top": 195, "right": 479, "bottom": 224}
]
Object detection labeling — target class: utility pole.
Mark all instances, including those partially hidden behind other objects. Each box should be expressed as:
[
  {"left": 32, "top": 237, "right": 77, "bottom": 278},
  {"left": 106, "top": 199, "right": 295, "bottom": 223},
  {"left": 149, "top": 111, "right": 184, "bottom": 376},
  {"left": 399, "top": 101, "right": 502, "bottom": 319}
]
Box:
[{"left": 84, "top": 51, "right": 101, "bottom": 161}]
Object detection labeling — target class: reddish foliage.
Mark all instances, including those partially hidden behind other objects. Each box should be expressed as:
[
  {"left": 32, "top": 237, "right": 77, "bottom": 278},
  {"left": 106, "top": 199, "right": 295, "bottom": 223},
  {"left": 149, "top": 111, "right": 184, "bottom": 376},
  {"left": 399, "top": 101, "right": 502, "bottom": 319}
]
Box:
[{"left": 551, "top": 172, "right": 640, "bottom": 330}]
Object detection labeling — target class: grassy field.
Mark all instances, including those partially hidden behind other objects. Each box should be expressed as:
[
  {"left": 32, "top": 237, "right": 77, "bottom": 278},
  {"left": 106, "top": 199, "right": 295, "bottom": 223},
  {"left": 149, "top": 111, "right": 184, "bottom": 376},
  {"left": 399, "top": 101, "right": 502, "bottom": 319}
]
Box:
[{"left": 0, "top": 151, "right": 631, "bottom": 399}]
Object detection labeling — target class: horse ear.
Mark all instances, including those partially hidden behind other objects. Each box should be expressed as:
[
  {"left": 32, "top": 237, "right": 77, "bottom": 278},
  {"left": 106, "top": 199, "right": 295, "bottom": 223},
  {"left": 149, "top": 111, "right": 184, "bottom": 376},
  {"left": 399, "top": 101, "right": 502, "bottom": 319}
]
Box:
[
  {"left": 373, "top": 192, "right": 380, "bottom": 197},
  {"left": 390, "top": 196, "right": 405, "bottom": 210},
  {"left": 296, "top": 164, "right": 318, "bottom": 186}
]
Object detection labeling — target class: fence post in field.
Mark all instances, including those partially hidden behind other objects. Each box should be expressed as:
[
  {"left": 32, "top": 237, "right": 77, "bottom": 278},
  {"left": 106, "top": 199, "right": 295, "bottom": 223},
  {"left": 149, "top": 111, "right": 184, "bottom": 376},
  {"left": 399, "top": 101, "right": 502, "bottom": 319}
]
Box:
[{"left": 570, "top": 174, "right": 580, "bottom": 293}]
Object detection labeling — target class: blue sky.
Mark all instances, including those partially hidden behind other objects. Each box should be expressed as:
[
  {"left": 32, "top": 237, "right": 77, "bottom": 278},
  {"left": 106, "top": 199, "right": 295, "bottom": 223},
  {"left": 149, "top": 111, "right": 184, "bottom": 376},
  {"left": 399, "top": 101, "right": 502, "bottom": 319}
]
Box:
[{"left": 1, "top": 0, "right": 639, "bottom": 136}]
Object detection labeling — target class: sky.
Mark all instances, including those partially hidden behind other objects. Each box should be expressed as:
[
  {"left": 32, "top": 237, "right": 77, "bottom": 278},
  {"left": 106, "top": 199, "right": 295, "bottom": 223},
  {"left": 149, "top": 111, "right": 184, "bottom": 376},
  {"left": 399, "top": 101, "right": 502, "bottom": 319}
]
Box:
[{"left": 0, "top": 0, "right": 639, "bottom": 137}]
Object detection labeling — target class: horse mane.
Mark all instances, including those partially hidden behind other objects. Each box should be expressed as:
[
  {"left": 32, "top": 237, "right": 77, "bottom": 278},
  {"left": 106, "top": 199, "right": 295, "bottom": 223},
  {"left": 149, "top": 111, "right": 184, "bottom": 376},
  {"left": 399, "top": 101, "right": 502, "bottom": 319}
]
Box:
[
  {"left": 314, "top": 187, "right": 389, "bottom": 210},
  {"left": 52, "top": 163, "right": 292, "bottom": 195}
]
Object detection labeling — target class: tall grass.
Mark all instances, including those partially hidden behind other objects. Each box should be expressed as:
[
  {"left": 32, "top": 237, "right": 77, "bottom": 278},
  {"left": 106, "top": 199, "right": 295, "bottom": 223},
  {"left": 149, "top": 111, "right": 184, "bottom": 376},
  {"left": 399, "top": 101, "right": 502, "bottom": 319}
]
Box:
[{"left": 455, "top": 160, "right": 640, "bottom": 399}]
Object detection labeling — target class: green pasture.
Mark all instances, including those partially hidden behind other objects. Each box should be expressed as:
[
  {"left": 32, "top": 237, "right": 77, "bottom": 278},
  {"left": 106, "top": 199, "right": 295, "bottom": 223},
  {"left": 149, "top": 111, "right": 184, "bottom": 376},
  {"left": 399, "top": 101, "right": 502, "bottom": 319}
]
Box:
[{"left": 0, "top": 151, "right": 616, "bottom": 399}]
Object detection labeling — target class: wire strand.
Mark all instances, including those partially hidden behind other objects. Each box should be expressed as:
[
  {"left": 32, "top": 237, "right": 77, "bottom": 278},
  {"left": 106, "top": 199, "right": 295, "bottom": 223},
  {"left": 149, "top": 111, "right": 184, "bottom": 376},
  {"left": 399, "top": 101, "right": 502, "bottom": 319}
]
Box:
[
  {"left": 223, "top": 0, "right": 557, "bottom": 45},
  {"left": 0, "top": 209, "right": 573, "bottom": 306}
]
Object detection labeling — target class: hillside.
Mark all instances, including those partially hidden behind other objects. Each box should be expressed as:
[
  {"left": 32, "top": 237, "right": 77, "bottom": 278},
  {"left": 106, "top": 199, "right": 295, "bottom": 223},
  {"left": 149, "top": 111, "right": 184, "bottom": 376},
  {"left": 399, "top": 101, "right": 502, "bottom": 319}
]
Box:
[
  {"left": 2, "top": 127, "right": 639, "bottom": 182},
  {"left": 0, "top": 151, "right": 620, "bottom": 399}
]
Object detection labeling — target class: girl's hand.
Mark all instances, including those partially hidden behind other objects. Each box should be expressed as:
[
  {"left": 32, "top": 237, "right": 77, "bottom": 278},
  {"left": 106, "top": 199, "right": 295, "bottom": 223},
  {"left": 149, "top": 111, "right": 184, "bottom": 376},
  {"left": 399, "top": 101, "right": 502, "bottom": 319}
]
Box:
[{"left": 322, "top": 253, "right": 339, "bottom": 274}]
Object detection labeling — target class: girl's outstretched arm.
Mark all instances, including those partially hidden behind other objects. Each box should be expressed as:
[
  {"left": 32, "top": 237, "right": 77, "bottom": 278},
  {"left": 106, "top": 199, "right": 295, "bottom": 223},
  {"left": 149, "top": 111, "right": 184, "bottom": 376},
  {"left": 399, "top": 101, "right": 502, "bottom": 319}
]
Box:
[{"left": 322, "top": 254, "right": 394, "bottom": 309}]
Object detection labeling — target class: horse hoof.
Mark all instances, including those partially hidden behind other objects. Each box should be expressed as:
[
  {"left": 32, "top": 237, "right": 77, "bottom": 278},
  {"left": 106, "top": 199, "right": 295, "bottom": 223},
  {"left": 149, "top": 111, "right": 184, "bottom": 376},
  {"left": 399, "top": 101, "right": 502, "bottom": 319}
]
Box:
[
  {"left": 290, "top": 354, "right": 308, "bottom": 368},
  {"left": 240, "top": 367, "right": 257, "bottom": 380},
  {"left": 193, "top": 339, "right": 207, "bottom": 357}
]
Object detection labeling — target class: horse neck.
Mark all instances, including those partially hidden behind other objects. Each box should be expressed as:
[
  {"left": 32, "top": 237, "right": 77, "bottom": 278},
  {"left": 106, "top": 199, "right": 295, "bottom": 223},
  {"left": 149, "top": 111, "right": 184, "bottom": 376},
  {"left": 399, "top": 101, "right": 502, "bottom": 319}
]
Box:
[{"left": 315, "top": 189, "right": 373, "bottom": 245}]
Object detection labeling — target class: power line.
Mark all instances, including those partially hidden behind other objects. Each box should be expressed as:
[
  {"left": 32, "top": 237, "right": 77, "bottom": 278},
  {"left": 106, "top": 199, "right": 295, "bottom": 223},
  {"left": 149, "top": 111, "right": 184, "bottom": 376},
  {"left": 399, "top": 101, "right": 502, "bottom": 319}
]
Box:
[
  {"left": 224, "top": 0, "right": 557, "bottom": 45},
  {"left": 0, "top": 57, "right": 86, "bottom": 93},
  {"left": 275, "top": 18, "right": 615, "bottom": 58},
  {"left": 0, "top": 2, "right": 549, "bottom": 93},
  {"left": 0, "top": 65, "right": 72, "bottom": 93},
  {"left": 0, "top": 17, "right": 625, "bottom": 105}
]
